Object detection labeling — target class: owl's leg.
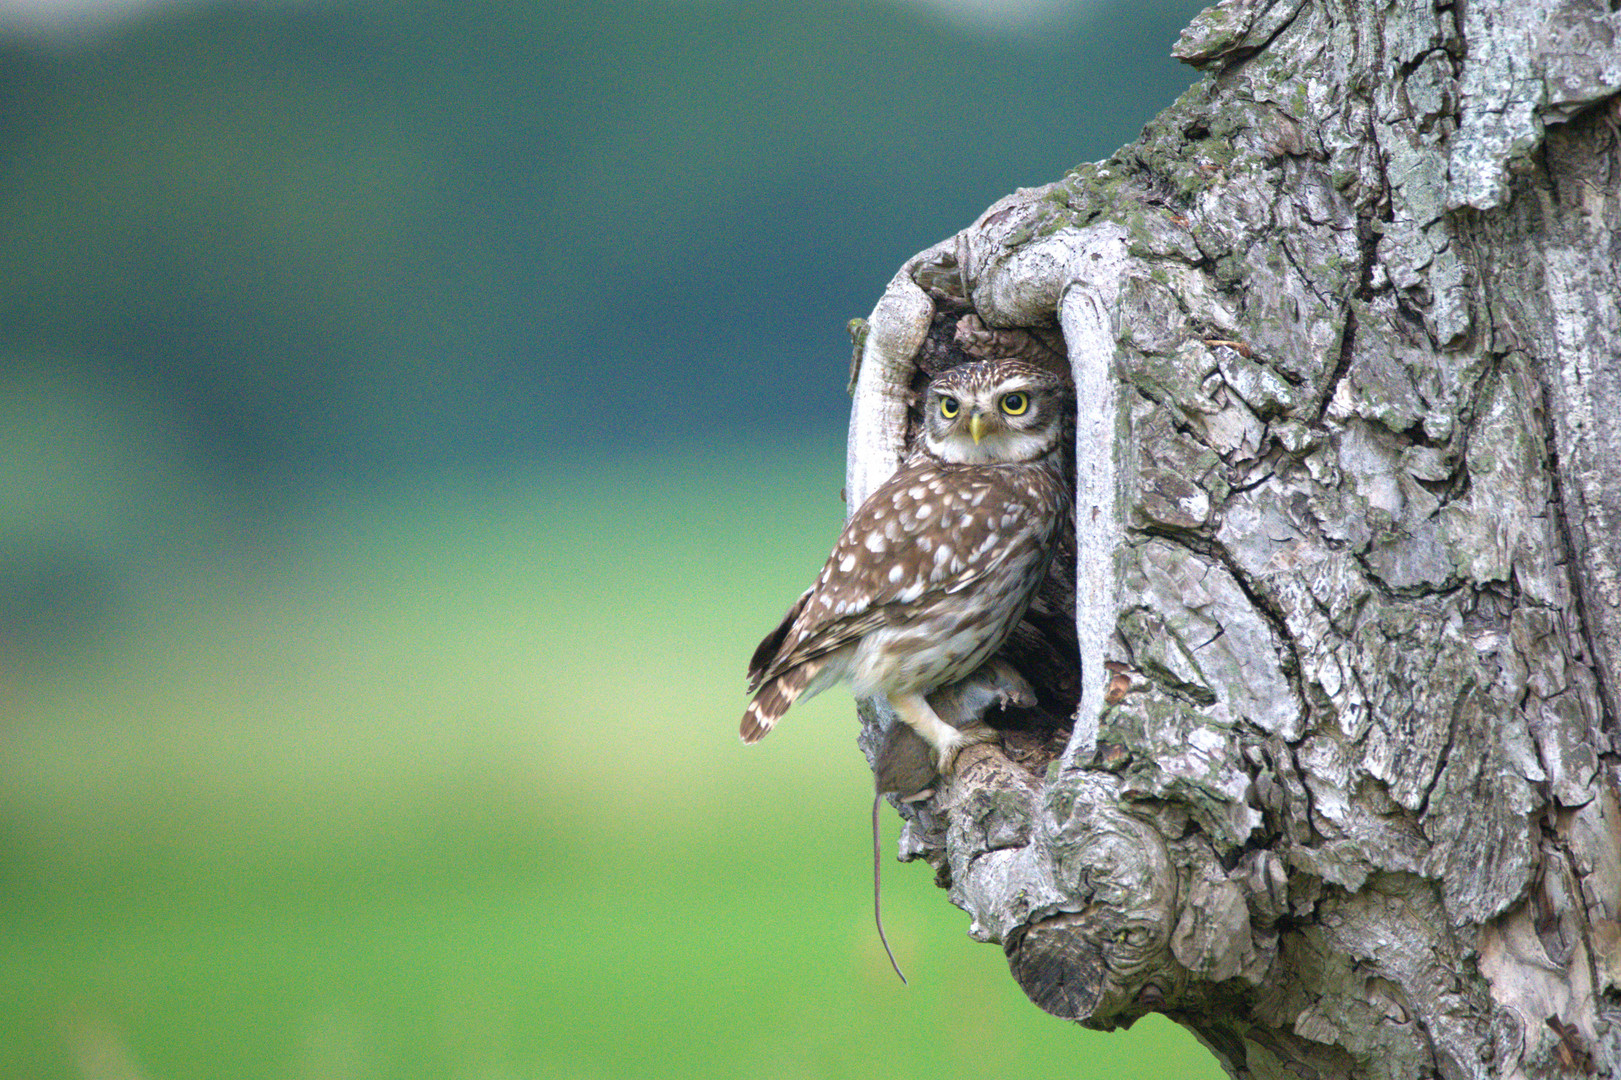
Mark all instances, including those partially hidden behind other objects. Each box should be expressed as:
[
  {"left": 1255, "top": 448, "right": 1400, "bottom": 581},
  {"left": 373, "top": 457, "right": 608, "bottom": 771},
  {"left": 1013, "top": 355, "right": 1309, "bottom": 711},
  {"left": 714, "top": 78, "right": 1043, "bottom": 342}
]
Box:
[{"left": 886, "top": 691, "right": 996, "bottom": 775}]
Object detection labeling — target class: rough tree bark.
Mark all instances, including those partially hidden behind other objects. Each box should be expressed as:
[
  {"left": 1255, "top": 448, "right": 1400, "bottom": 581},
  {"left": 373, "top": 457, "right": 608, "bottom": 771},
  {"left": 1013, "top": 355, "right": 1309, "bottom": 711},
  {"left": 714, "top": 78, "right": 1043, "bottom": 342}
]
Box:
[{"left": 844, "top": 2, "right": 1621, "bottom": 1077}]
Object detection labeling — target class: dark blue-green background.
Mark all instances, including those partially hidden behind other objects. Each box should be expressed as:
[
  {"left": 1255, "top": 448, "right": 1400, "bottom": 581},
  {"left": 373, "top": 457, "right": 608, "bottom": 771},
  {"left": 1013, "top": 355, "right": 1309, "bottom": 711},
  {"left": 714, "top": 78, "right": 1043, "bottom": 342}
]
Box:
[{"left": 1, "top": 2, "right": 1222, "bottom": 1076}]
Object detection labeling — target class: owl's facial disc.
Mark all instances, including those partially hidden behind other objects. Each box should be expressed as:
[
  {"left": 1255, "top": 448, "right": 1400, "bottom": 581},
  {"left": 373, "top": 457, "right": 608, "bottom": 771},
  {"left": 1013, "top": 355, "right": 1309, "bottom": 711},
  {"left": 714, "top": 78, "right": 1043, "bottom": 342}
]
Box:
[{"left": 920, "top": 360, "right": 1069, "bottom": 465}]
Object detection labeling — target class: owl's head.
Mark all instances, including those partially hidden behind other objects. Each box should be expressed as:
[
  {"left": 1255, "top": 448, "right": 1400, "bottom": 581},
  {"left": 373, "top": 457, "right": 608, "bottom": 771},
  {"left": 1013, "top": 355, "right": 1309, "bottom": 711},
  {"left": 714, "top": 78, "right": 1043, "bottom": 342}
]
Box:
[{"left": 920, "top": 360, "right": 1071, "bottom": 465}]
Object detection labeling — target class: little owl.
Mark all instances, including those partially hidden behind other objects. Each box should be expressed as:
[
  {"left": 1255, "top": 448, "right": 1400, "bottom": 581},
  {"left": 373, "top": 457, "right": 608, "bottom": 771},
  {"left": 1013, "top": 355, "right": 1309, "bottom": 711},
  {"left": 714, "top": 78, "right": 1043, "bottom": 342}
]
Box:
[{"left": 741, "top": 358, "right": 1072, "bottom": 774}]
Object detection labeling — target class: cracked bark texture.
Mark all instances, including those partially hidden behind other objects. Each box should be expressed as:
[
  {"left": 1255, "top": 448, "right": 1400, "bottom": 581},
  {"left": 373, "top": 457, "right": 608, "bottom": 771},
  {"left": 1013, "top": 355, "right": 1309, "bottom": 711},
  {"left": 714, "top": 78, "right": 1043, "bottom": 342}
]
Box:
[{"left": 844, "top": 2, "right": 1621, "bottom": 1077}]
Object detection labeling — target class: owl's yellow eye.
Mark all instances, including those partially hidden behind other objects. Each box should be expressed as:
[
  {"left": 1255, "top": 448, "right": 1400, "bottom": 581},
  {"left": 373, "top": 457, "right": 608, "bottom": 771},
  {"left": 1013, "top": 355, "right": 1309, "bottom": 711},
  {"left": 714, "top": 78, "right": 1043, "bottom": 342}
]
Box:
[
  {"left": 1000, "top": 392, "right": 1029, "bottom": 416},
  {"left": 940, "top": 397, "right": 960, "bottom": 418}
]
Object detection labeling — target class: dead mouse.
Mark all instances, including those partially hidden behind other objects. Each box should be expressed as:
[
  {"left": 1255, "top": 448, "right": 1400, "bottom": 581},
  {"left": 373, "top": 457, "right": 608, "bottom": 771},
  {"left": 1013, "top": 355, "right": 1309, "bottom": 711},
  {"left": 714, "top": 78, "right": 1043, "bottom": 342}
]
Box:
[{"left": 867, "top": 659, "right": 1037, "bottom": 983}]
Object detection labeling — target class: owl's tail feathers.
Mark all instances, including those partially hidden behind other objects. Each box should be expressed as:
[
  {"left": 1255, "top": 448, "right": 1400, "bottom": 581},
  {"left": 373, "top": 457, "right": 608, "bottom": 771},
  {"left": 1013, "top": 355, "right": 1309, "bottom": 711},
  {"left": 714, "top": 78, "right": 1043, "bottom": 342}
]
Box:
[{"left": 740, "top": 658, "right": 824, "bottom": 743}]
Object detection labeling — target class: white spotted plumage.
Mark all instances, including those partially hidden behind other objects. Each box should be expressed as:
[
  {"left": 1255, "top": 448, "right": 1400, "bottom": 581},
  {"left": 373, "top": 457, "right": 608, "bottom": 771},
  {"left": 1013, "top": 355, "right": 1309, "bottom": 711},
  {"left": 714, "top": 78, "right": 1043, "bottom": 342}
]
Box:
[{"left": 741, "top": 359, "right": 1072, "bottom": 773}]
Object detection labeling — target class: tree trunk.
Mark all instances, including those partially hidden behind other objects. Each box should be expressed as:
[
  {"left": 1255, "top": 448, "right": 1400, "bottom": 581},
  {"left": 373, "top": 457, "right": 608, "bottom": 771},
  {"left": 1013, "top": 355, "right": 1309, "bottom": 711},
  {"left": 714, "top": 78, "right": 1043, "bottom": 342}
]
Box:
[{"left": 845, "top": 2, "right": 1621, "bottom": 1077}]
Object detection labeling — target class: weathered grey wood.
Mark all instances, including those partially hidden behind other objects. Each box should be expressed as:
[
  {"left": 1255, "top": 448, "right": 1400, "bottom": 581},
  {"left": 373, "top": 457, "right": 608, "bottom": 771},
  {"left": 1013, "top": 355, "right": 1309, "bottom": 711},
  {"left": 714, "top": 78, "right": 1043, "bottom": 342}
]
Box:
[{"left": 847, "top": 2, "right": 1621, "bottom": 1077}]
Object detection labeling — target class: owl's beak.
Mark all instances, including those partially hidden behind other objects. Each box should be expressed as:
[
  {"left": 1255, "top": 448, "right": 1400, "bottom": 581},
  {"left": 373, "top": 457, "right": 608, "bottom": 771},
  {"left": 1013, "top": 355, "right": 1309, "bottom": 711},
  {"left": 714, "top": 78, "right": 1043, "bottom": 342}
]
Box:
[{"left": 969, "top": 412, "right": 989, "bottom": 444}]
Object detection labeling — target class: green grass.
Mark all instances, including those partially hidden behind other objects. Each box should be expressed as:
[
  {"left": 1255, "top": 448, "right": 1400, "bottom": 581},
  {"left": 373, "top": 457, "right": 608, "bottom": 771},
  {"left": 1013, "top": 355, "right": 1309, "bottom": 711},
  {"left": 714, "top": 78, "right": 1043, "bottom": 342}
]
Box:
[{"left": 1, "top": 440, "right": 1223, "bottom": 1079}]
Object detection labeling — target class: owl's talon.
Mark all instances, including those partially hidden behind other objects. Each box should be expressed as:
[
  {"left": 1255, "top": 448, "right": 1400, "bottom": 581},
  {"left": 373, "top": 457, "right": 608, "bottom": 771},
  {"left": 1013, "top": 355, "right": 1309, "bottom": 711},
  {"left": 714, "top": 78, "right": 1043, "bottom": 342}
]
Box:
[{"left": 934, "top": 723, "right": 998, "bottom": 776}]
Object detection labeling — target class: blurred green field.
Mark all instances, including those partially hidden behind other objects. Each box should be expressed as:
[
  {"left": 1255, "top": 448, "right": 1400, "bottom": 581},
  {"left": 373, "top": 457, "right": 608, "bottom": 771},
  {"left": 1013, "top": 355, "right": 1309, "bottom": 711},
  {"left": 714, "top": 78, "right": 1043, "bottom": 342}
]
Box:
[{"left": 0, "top": 440, "right": 1222, "bottom": 1079}]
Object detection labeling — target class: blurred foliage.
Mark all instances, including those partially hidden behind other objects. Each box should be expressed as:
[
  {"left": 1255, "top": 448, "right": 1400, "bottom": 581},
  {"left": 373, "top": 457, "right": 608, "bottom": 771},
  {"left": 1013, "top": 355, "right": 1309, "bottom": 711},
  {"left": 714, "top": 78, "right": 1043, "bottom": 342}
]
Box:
[
  {"left": 2, "top": 446, "right": 1226, "bottom": 1079},
  {"left": 0, "top": 0, "right": 1206, "bottom": 661},
  {"left": 0, "top": 0, "right": 1201, "bottom": 483},
  {"left": 0, "top": 1, "right": 1221, "bottom": 1075}
]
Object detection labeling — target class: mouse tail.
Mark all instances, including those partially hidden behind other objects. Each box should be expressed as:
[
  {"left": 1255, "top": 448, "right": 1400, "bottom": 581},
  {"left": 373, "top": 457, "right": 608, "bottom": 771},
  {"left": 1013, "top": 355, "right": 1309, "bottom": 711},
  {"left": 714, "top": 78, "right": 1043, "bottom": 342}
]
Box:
[{"left": 873, "top": 792, "right": 908, "bottom": 985}]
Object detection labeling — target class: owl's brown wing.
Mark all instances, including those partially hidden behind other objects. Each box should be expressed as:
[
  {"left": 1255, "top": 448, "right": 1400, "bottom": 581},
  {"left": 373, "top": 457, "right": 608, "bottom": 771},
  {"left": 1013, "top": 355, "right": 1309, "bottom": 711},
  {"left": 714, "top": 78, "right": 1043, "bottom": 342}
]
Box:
[
  {"left": 751, "top": 460, "right": 1064, "bottom": 688},
  {"left": 746, "top": 586, "right": 809, "bottom": 692}
]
